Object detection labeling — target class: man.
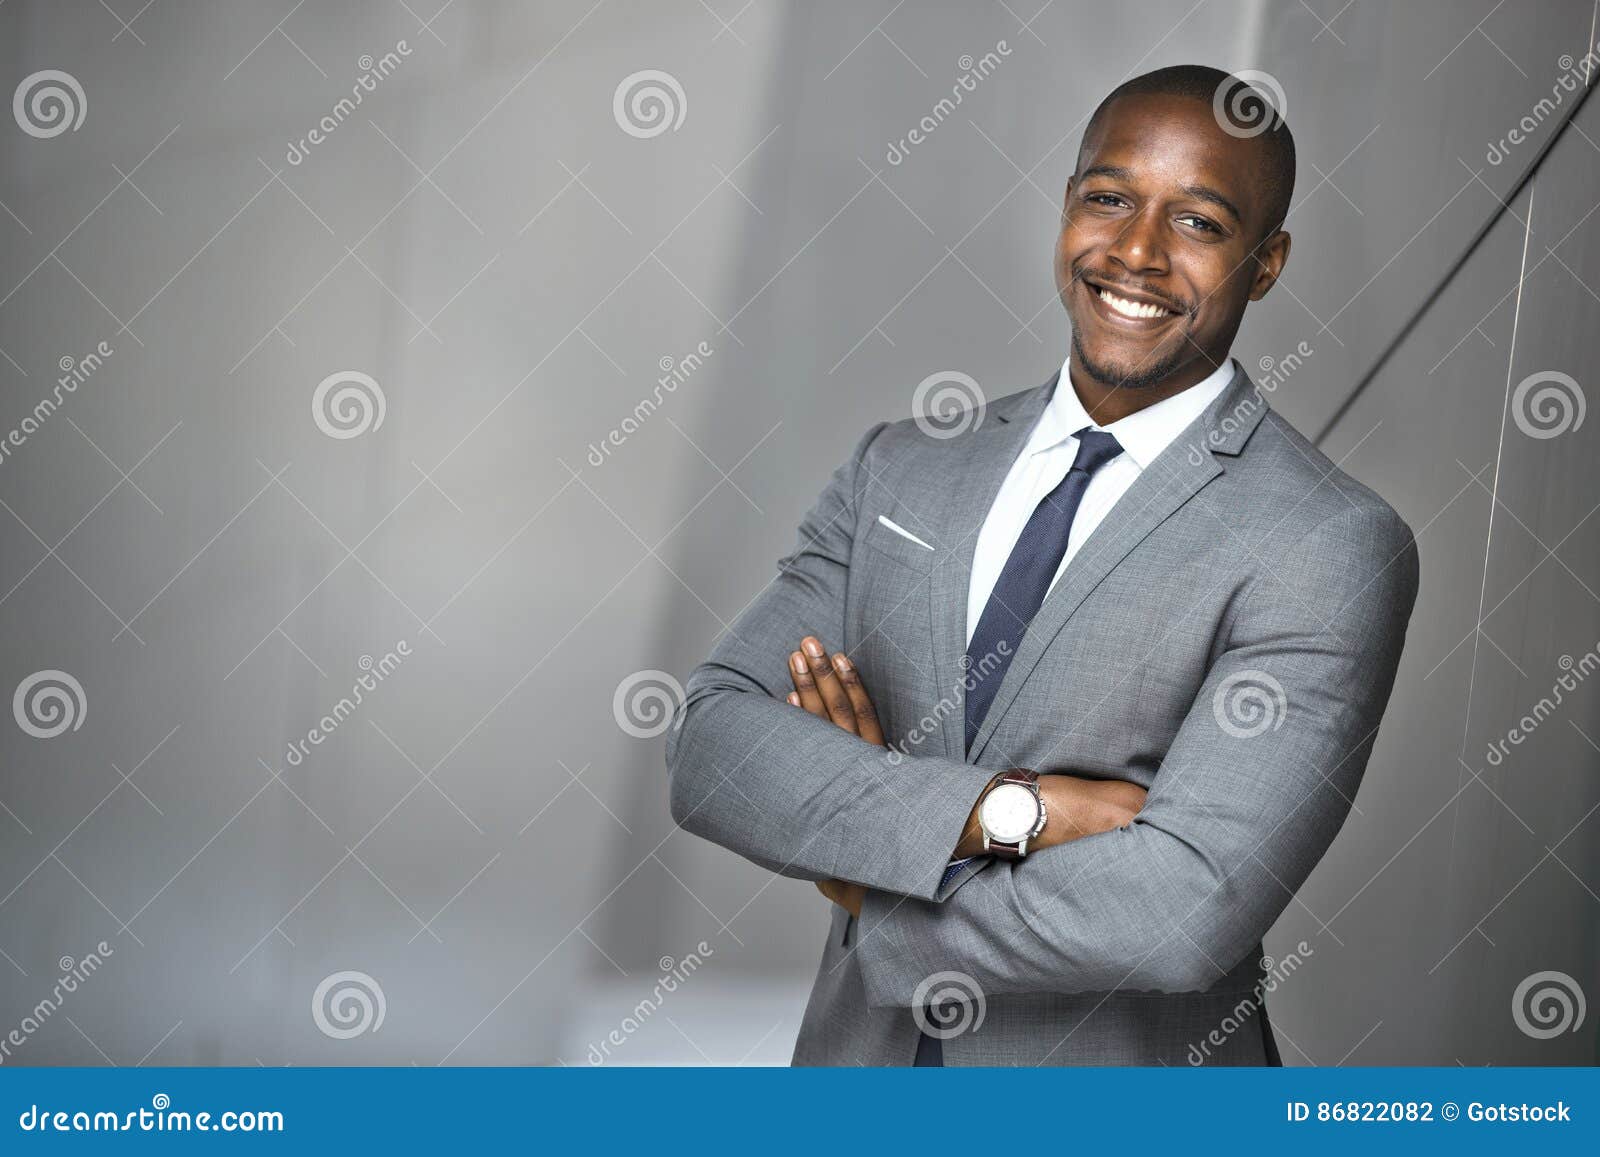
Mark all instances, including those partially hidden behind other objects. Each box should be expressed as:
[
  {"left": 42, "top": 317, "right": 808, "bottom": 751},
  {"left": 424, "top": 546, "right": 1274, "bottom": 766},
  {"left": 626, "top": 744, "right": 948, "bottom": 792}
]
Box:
[{"left": 665, "top": 65, "right": 1419, "bottom": 1066}]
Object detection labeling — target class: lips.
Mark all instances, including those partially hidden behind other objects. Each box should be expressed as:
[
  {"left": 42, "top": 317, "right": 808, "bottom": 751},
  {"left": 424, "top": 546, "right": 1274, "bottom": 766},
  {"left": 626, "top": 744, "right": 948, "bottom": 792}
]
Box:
[{"left": 1079, "top": 275, "right": 1184, "bottom": 328}]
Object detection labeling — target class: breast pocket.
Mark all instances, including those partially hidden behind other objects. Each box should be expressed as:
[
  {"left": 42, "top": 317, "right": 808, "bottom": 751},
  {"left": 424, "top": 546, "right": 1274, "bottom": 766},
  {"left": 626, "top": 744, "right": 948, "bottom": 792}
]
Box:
[
  {"left": 861, "top": 517, "right": 936, "bottom": 572},
  {"left": 849, "top": 516, "right": 939, "bottom": 746}
]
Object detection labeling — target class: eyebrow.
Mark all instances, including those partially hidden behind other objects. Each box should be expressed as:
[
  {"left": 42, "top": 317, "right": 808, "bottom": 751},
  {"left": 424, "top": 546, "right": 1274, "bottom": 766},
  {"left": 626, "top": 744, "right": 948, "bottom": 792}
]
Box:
[
  {"left": 1179, "top": 183, "right": 1243, "bottom": 227},
  {"left": 1077, "top": 164, "right": 1244, "bottom": 227}
]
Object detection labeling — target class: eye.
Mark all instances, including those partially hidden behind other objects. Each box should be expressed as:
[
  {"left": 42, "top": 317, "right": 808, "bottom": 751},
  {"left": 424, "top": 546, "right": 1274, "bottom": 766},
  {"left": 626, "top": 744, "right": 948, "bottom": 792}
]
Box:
[
  {"left": 1084, "top": 191, "right": 1128, "bottom": 208},
  {"left": 1177, "top": 213, "right": 1220, "bottom": 234}
]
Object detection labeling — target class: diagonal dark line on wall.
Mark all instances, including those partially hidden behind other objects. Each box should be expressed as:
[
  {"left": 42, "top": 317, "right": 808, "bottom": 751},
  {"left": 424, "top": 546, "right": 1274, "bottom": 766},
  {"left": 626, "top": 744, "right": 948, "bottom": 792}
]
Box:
[{"left": 1312, "top": 74, "right": 1597, "bottom": 446}]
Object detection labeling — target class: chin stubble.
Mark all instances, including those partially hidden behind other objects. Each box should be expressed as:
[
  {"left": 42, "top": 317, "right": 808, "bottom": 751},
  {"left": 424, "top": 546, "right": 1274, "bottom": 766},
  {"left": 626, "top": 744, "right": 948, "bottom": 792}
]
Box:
[{"left": 1070, "top": 326, "right": 1193, "bottom": 392}]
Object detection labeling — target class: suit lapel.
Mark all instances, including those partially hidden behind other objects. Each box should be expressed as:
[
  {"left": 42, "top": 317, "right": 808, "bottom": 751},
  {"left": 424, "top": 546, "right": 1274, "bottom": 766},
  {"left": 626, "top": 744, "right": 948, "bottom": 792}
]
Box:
[
  {"left": 923, "top": 376, "right": 1054, "bottom": 761},
  {"left": 966, "top": 363, "right": 1269, "bottom": 763}
]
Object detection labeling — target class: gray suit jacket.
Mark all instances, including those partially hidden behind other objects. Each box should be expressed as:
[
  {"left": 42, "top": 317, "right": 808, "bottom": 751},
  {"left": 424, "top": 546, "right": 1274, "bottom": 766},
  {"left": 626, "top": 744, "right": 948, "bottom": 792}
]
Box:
[{"left": 665, "top": 363, "right": 1419, "bottom": 1065}]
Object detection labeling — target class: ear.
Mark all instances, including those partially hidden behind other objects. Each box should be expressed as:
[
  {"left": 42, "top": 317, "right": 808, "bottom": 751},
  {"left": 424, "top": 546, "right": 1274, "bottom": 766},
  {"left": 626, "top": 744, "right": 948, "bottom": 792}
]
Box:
[{"left": 1248, "top": 229, "right": 1291, "bottom": 300}]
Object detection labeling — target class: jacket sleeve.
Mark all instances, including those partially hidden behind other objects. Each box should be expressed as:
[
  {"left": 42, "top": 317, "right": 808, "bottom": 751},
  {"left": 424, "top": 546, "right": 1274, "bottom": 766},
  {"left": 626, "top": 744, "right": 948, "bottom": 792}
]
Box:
[
  {"left": 664, "top": 421, "right": 995, "bottom": 901},
  {"left": 852, "top": 503, "right": 1421, "bottom": 1001}
]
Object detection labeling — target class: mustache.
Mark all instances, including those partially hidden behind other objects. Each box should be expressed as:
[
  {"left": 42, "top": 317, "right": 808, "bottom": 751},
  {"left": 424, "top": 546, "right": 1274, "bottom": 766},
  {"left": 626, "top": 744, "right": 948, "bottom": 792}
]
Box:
[{"left": 1071, "top": 265, "right": 1191, "bottom": 316}]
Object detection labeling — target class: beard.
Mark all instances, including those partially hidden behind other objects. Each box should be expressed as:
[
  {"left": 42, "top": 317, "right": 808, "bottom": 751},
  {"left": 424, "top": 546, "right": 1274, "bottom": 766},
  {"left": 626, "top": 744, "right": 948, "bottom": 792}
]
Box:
[{"left": 1070, "top": 324, "right": 1195, "bottom": 392}]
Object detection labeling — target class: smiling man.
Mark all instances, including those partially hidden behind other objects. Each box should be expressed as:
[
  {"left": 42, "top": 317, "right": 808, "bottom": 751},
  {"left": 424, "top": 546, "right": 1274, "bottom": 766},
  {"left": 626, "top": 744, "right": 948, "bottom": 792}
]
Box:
[{"left": 666, "top": 65, "right": 1419, "bottom": 1066}]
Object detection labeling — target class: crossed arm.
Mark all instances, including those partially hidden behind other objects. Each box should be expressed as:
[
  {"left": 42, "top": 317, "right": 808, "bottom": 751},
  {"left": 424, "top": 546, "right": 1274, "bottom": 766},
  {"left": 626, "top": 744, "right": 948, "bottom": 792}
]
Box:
[
  {"left": 666, "top": 424, "right": 1420, "bottom": 1001},
  {"left": 778, "top": 634, "right": 1146, "bottom": 918}
]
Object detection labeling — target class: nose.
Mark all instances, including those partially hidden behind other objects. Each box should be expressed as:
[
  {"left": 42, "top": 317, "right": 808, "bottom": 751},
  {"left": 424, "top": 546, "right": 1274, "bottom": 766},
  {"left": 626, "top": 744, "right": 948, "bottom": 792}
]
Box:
[{"left": 1102, "top": 206, "right": 1169, "bottom": 277}]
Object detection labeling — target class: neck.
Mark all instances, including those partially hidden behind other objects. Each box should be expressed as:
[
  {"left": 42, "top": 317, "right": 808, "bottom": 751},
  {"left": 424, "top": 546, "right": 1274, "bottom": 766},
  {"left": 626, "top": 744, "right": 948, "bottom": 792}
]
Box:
[{"left": 1068, "top": 354, "right": 1228, "bottom": 425}]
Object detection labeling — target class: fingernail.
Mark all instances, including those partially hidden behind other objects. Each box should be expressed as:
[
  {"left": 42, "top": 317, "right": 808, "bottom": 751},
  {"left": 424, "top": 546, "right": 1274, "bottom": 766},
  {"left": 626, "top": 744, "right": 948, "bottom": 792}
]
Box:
[
  {"left": 832, "top": 653, "right": 852, "bottom": 672},
  {"left": 803, "top": 638, "right": 825, "bottom": 659},
  {"left": 791, "top": 652, "right": 807, "bottom": 673}
]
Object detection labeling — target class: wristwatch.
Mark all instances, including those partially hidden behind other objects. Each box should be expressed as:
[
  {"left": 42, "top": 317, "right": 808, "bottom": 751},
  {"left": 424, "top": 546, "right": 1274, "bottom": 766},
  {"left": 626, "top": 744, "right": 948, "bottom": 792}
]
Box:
[{"left": 977, "top": 769, "right": 1046, "bottom": 859}]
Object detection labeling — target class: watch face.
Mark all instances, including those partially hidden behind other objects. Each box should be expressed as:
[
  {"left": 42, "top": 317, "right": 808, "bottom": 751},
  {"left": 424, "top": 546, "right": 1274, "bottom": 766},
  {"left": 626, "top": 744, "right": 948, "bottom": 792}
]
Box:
[{"left": 979, "top": 782, "right": 1040, "bottom": 843}]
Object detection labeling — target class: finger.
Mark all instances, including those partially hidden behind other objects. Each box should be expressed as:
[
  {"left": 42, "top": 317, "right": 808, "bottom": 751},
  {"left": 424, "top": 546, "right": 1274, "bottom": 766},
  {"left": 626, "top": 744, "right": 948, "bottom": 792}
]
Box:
[
  {"left": 831, "top": 653, "right": 885, "bottom": 746},
  {"left": 789, "top": 651, "right": 831, "bottom": 720},
  {"left": 802, "top": 636, "right": 857, "bottom": 733}
]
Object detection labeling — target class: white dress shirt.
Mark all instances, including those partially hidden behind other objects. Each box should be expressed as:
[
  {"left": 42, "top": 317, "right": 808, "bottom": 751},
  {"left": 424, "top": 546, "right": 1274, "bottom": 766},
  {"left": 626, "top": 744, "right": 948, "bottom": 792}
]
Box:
[{"left": 964, "top": 354, "right": 1236, "bottom": 647}]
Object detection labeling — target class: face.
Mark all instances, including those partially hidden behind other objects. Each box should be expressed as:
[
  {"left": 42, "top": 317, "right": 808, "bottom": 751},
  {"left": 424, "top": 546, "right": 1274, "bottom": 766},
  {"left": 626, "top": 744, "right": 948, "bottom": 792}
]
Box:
[{"left": 1055, "top": 92, "right": 1291, "bottom": 396}]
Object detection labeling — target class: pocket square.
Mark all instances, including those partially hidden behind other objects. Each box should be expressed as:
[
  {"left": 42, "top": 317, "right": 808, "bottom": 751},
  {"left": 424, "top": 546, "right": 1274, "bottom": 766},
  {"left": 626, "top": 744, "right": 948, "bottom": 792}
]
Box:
[{"left": 876, "top": 514, "right": 934, "bottom": 550}]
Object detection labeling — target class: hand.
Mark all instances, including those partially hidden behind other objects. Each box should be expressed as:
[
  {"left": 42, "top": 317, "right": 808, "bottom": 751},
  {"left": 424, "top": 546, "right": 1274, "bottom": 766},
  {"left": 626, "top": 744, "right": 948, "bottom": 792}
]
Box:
[
  {"left": 783, "top": 635, "right": 884, "bottom": 747},
  {"left": 815, "top": 877, "right": 865, "bottom": 918},
  {"left": 952, "top": 773, "right": 1148, "bottom": 859},
  {"left": 783, "top": 636, "right": 881, "bottom": 916}
]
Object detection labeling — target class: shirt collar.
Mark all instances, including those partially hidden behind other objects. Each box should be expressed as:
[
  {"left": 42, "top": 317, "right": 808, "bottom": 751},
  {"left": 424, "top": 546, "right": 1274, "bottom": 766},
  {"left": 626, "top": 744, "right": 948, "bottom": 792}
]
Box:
[{"left": 1025, "top": 353, "right": 1237, "bottom": 470}]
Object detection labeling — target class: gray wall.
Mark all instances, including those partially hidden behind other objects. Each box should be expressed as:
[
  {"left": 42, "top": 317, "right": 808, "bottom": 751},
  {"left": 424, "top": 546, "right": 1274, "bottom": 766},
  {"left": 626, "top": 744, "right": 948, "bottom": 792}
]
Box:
[{"left": 0, "top": 0, "right": 1595, "bottom": 1065}]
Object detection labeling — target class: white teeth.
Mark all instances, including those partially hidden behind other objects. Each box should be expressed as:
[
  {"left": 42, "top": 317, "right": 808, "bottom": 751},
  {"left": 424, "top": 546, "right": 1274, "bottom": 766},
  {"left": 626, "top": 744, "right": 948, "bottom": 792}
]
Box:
[{"left": 1097, "top": 287, "right": 1172, "bottom": 320}]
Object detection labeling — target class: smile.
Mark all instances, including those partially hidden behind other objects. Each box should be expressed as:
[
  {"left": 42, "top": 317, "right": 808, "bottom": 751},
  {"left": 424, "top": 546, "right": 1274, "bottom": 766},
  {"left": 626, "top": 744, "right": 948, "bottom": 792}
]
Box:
[{"left": 1094, "top": 285, "right": 1178, "bottom": 320}]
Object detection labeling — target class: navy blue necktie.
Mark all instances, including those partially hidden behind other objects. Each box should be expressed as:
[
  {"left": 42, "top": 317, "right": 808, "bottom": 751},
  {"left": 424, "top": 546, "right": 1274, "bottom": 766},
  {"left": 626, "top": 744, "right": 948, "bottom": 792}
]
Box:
[
  {"left": 914, "top": 427, "right": 1123, "bottom": 1068},
  {"left": 963, "top": 427, "right": 1124, "bottom": 752}
]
